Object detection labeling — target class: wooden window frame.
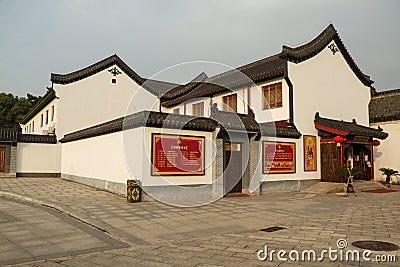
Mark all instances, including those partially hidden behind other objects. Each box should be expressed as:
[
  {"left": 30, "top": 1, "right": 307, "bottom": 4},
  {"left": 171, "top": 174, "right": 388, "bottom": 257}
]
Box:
[
  {"left": 46, "top": 110, "right": 49, "bottom": 125},
  {"left": 222, "top": 93, "right": 237, "bottom": 112},
  {"left": 262, "top": 82, "right": 283, "bottom": 110},
  {"left": 173, "top": 108, "right": 180, "bottom": 114},
  {"left": 192, "top": 102, "right": 204, "bottom": 117}
]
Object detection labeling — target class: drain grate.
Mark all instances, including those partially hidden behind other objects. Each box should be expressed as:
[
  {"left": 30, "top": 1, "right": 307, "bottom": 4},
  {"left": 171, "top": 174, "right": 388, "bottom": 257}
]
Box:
[
  {"left": 352, "top": 241, "right": 400, "bottom": 251},
  {"left": 260, "top": 226, "right": 286, "bottom": 232}
]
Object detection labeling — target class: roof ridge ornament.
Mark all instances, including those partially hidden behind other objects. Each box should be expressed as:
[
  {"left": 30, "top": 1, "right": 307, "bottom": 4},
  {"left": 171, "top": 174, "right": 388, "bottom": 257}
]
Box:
[
  {"left": 328, "top": 43, "right": 339, "bottom": 55},
  {"left": 108, "top": 67, "right": 122, "bottom": 76}
]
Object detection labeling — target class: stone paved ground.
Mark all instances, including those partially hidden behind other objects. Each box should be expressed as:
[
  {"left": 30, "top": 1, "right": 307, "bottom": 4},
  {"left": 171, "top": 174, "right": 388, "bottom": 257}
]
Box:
[
  {"left": 0, "top": 198, "right": 127, "bottom": 265},
  {"left": 0, "top": 178, "right": 399, "bottom": 266}
]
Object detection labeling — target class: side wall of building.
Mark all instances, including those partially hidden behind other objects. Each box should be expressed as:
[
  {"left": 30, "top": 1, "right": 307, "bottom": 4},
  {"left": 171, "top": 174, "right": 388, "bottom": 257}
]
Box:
[
  {"left": 371, "top": 121, "right": 400, "bottom": 184},
  {"left": 54, "top": 64, "right": 160, "bottom": 138},
  {"left": 61, "top": 126, "right": 215, "bottom": 198},
  {"left": 20, "top": 98, "right": 58, "bottom": 135},
  {"left": 289, "top": 40, "right": 371, "bottom": 134},
  {"left": 16, "top": 143, "right": 61, "bottom": 176}
]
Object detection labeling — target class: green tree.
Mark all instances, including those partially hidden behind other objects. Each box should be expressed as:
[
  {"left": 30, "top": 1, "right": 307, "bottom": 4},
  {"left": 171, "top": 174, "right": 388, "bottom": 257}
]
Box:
[{"left": 0, "top": 92, "right": 40, "bottom": 128}]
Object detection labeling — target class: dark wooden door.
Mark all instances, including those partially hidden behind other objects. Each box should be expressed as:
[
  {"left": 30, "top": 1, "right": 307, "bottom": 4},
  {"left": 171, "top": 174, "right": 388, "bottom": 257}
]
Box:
[
  {"left": 224, "top": 143, "right": 242, "bottom": 194},
  {"left": 352, "top": 145, "right": 371, "bottom": 180},
  {"left": 320, "top": 143, "right": 340, "bottom": 182},
  {"left": 0, "top": 147, "right": 5, "bottom": 173}
]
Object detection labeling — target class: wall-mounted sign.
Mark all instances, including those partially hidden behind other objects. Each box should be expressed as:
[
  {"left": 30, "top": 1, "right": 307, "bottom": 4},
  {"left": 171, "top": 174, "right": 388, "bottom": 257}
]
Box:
[
  {"left": 263, "top": 141, "right": 296, "bottom": 174},
  {"left": 151, "top": 134, "right": 205, "bottom": 175},
  {"left": 304, "top": 135, "right": 317, "bottom": 171}
]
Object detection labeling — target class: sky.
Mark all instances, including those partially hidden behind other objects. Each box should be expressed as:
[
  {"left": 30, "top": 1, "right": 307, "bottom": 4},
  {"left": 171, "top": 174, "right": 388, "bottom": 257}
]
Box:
[{"left": 0, "top": 0, "right": 399, "bottom": 97}]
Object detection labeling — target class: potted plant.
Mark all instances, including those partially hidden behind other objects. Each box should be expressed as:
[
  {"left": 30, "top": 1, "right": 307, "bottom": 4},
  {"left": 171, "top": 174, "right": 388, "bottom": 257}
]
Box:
[
  {"left": 335, "top": 166, "right": 364, "bottom": 193},
  {"left": 378, "top": 167, "right": 399, "bottom": 188}
]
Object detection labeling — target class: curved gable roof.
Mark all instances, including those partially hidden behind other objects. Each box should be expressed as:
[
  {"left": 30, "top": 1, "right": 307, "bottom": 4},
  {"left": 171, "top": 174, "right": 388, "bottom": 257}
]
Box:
[
  {"left": 51, "top": 55, "right": 179, "bottom": 97},
  {"left": 281, "top": 24, "right": 373, "bottom": 86}
]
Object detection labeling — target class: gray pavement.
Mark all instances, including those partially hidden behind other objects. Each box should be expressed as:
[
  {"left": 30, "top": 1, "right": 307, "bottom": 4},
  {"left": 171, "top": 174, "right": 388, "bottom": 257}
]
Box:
[
  {"left": 0, "top": 198, "right": 127, "bottom": 266},
  {"left": 0, "top": 178, "right": 399, "bottom": 266}
]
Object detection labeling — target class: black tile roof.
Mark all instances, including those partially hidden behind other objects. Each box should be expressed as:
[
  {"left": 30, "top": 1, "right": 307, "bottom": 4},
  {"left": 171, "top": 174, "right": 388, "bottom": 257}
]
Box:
[
  {"left": 369, "top": 89, "right": 400, "bottom": 123},
  {"left": 161, "top": 24, "right": 372, "bottom": 107},
  {"left": 210, "top": 107, "right": 260, "bottom": 133},
  {"left": 314, "top": 112, "right": 388, "bottom": 139},
  {"left": 50, "top": 55, "right": 179, "bottom": 98},
  {"left": 259, "top": 123, "right": 302, "bottom": 139},
  {"left": 0, "top": 128, "right": 57, "bottom": 143},
  {"left": 209, "top": 105, "right": 301, "bottom": 138},
  {"left": 161, "top": 55, "right": 286, "bottom": 107},
  {"left": 20, "top": 89, "right": 56, "bottom": 124},
  {"left": 59, "top": 111, "right": 218, "bottom": 143}
]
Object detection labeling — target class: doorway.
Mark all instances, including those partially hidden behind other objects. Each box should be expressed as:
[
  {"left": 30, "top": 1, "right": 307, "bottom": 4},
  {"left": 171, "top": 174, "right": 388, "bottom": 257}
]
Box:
[
  {"left": 346, "top": 144, "right": 372, "bottom": 180},
  {"left": 224, "top": 142, "right": 242, "bottom": 194},
  {"left": 320, "top": 143, "right": 341, "bottom": 182},
  {"left": 0, "top": 147, "right": 5, "bottom": 173}
]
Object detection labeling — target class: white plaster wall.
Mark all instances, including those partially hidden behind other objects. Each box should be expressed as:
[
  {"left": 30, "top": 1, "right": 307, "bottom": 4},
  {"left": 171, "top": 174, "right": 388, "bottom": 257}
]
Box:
[
  {"left": 16, "top": 143, "right": 61, "bottom": 173},
  {"left": 54, "top": 64, "right": 160, "bottom": 138},
  {"left": 289, "top": 40, "right": 371, "bottom": 136},
  {"left": 371, "top": 121, "right": 400, "bottom": 183},
  {"left": 259, "top": 136, "right": 321, "bottom": 182},
  {"left": 250, "top": 78, "right": 289, "bottom": 123},
  {"left": 20, "top": 98, "right": 58, "bottom": 135},
  {"left": 61, "top": 128, "right": 138, "bottom": 185},
  {"left": 61, "top": 127, "right": 214, "bottom": 187}
]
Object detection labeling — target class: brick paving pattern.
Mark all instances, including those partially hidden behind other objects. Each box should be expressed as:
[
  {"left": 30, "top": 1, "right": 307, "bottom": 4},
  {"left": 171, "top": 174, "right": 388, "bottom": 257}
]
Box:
[{"left": 0, "top": 178, "right": 399, "bottom": 266}]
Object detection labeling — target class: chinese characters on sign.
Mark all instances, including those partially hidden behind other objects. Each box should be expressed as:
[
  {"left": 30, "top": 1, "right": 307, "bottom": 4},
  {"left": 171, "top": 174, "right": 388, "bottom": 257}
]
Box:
[
  {"left": 263, "top": 141, "right": 295, "bottom": 173},
  {"left": 151, "top": 134, "right": 205, "bottom": 175},
  {"left": 304, "top": 135, "right": 317, "bottom": 171}
]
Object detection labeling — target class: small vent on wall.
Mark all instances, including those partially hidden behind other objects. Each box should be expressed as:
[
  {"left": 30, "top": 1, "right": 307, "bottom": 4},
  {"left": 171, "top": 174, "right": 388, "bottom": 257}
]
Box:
[{"left": 112, "top": 78, "right": 117, "bottom": 84}]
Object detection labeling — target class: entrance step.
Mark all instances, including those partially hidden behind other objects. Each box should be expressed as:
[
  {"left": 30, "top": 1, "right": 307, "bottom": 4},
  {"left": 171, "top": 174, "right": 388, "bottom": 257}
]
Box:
[
  {"left": 0, "top": 173, "right": 16, "bottom": 178},
  {"left": 301, "top": 182, "right": 343, "bottom": 194},
  {"left": 352, "top": 180, "right": 387, "bottom": 191}
]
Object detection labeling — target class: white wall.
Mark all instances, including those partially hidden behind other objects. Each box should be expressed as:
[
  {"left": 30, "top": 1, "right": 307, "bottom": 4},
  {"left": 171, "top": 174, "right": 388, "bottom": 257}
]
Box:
[
  {"left": 54, "top": 64, "right": 160, "bottom": 138},
  {"left": 259, "top": 136, "right": 321, "bottom": 182},
  {"left": 61, "top": 127, "right": 214, "bottom": 187},
  {"left": 61, "top": 128, "right": 137, "bottom": 185},
  {"left": 16, "top": 143, "right": 61, "bottom": 173},
  {"left": 20, "top": 98, "right": 58, "bottom": 135},
  {"left": 371, "top": 121, "right": 400, "bottom": 183},
  {"left": 289, "top": 40, "right": 371, "bottom": 136}
]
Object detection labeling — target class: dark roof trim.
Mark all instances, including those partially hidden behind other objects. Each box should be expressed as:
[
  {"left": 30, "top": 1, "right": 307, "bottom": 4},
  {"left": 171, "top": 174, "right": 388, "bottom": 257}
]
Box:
[
  {"left": 0, "top": 128, "right": 57, "bottom": 143},
  {"left": 259, "top": 122, "right": 302, "bottom": 139},
  {"left": 210, "top": 107, "right": 260, "bottom": 133},
  {"left": 281, "top": 24, "right": 373, "bottom": 86},
  {"left": 50, "top": 55, "right": 179, "bottom": 98},
  {"left": 59, "top": 111, "right": 218, "bottom": 143},
  {"left": 18, "top": 134, "right": 57, "bottom": 144},
  {"left": 162, "top": 69, "right": 284, "bottom": 107},
  {"left": 369, "top": 88, "right": 400, "bottom": 123},
  {"left": 20, "top": 89, "right": 56, "bottom": 124},
  {"left": 51, "top": 55, "right": 145, "bottom": 86},
  {"left": 314, "top": 112, "right": 388, "bottom": 140}
]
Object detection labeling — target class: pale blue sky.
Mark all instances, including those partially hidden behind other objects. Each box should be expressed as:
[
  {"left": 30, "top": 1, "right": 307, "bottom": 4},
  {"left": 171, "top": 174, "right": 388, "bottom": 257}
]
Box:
[{"left": 0, "top": 0, "right": 399, "bottom": 96}]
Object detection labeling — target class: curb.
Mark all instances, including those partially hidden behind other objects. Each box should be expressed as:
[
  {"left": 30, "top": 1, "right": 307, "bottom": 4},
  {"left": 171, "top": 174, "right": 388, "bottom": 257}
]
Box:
[{"left": 0, "top": 190, "right": 133, "bottom": 246}]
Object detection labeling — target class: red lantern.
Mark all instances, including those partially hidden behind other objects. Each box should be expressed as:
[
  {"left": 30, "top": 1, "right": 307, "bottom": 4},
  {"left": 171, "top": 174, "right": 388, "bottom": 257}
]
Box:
[
  {"left": 333, "top": 135, "right": 345, "bottom": 147},
  {"left": 373, "top": 140, "right": 380, "bottom": 147}
]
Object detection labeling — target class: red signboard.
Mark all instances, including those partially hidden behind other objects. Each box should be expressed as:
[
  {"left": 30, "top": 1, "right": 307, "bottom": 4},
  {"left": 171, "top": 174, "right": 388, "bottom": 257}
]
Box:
[
  {"left": 263, "top": 141, "right": 296, "bottom": 174},
  {"left": 151, "top": 134, "right": 205, "bottom": 175}
]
